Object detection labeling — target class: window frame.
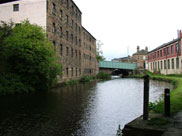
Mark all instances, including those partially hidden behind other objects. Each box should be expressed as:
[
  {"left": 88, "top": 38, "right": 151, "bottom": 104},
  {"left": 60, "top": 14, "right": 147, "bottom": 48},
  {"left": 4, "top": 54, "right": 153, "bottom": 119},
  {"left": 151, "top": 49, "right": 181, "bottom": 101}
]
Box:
[{"left": 13, "top": 4, "right": 19, "bottom": 12}]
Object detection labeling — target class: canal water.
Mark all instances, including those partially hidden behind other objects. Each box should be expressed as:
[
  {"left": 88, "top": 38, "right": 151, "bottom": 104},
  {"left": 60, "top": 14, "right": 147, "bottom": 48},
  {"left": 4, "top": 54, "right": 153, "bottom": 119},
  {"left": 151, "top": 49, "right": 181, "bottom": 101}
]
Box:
[{"left": 0, "top": 78, "right": 172, "bottom": 136}]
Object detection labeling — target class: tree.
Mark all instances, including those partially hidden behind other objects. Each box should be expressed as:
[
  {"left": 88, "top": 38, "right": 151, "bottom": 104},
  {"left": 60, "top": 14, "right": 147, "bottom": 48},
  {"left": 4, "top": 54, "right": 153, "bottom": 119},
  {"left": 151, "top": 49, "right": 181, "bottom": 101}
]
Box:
[
  {"left": 0, "top": 21, "right": 13, "bottom": 70},
  {"left": 1, "top": 21, "right": 61, "bottom": 93},
  {"left": 96, "top": 40, "right": 105, "bottom": 61}
]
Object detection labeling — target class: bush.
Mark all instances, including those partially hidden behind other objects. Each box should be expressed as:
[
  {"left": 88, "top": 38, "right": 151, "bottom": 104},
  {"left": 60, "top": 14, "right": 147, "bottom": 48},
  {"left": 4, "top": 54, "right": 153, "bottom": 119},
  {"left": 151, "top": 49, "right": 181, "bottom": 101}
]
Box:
[
  {"left": 80, "top": 76, "right": 94, "bottom": 83},
  {"left": 0, "top": 21, "right": 62, "bottom": 94},
  {"left": 96, "top": 72, "right": 111, "bottom": 80},
  {"left": 0, "top": 73, "right": 34, "bottom": 95}
]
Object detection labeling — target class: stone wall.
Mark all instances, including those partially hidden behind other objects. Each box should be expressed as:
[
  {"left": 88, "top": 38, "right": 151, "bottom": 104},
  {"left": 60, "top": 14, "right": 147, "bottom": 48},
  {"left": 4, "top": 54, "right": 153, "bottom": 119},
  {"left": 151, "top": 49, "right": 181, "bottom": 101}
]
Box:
[{"left": 47, "top": 0, "right": 98, "bottom": 81}]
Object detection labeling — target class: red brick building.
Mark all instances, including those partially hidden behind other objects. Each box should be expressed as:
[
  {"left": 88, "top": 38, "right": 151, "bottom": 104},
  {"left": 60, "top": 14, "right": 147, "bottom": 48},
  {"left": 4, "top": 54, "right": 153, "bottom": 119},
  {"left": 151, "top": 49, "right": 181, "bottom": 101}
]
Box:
[{"left": 148, "top": 33, "right": 182, "bottom": 75}]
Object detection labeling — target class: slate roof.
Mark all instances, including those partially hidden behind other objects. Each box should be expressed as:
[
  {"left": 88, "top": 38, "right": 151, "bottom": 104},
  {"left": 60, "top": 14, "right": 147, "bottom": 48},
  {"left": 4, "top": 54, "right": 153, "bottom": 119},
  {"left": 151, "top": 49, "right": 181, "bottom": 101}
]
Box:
[
  {"left": 133, "top": 49, "right": 148, "bottom": 55},
  {"left": 149, "top": 38, "right": 179, "bottom": 53},
  {"left": 0, "top": 0, "right": 19, "bottom": 4},
  {"left": 112, "top": 56, "right": 137, "bottom": 62}
]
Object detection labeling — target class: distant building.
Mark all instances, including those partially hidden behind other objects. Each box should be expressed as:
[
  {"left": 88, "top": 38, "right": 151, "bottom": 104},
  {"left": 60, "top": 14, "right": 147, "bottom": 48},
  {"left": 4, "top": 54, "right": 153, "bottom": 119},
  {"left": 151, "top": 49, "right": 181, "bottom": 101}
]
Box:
[
  {"left": 148, "top": 34, "right": 182, "bottom": 74},
  {"left": 0, "top": 0, "right": 98, "bottom": 81},
  {"left": 112, "top": 55, "right": 137, "bottom": 63},
  {"left": 132, "top": 46, "right": 148, "bottom": 69},
  {"left": 112, "top": 46, "right": 148, "bottom": 69}
]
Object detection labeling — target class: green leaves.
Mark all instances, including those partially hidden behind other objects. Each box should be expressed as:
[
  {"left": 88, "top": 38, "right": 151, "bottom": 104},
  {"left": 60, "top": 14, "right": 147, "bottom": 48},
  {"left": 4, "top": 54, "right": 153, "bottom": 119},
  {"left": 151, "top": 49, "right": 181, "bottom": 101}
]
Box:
[{"left": 0, "top": 21, "right": 62, "bottom": 94}]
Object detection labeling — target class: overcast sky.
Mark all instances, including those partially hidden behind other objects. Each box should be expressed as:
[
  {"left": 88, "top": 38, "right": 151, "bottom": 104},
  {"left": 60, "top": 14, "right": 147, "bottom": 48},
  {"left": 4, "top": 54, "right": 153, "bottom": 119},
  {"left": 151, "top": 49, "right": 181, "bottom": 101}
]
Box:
[{"left": 75, "top": 0, "right": 182, "bottom": 60}]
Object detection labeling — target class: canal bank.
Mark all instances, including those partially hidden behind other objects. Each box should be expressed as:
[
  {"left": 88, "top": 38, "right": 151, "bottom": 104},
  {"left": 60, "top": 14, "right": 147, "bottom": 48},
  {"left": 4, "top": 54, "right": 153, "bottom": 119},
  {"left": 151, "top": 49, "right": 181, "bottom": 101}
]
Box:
[{"left": 122, "top": 73, "right": 182, "bottom": 136}]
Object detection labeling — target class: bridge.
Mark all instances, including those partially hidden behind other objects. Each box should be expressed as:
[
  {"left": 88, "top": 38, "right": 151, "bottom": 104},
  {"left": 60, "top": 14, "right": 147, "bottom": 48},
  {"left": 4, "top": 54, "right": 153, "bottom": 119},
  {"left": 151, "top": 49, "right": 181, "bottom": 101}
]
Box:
[{"left": 99, "top": 61, "right": 137, "bottom": 76}]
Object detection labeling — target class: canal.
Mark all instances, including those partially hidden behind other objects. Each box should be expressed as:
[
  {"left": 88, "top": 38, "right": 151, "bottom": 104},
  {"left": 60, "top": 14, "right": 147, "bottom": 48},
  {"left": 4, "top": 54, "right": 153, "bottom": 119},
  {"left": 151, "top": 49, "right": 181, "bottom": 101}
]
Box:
[{"left": 0, "top": 78, "right": 172, "bottom": 136}]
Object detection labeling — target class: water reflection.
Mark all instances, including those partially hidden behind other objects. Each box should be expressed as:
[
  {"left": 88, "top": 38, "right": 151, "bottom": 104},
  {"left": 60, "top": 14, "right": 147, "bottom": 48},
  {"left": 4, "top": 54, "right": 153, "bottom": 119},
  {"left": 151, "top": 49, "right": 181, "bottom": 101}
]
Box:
[{"left": 0, "top": 79, "right": 172, "bottom": 136}]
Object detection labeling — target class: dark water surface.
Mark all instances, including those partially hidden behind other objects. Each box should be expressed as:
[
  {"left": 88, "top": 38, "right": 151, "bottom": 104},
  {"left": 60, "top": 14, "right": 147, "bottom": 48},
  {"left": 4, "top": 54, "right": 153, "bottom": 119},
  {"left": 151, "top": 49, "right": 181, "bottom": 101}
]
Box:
[{"left": 0, "top": 78, "right": 172, "bottom": 136}]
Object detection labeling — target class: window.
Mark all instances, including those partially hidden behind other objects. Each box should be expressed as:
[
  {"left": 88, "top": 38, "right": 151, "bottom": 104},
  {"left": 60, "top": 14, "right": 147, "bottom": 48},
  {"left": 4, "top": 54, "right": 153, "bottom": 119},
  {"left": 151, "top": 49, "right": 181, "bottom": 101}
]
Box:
[
  {"left": 79, "top": 27, "right": 80, "bottom": 34},
  {"left": 59, "top": 27, "right": 62, "bottom": 37},
  {"left": 60, "top": 10, "right": 63, "bottom": 20},
  {"left": 66, "top": 0, "right": 69, "bottom": 9},
  {"left": 71, "top": 68, "right": 73, "bottom": 76},
  {"left": 167, "top": 47, "right": 170, "bottom": 55},
  {"left": 137, "top": 56, "right": 140, "bottom": 60},
  {"left": 154, "top": 52, "right": 156, "bottom": 58},
  {"left": 66, "top": 31, "right": 68, "bottom": 41},
  {"left": 171, "top": 45, "right": 174, "bottom": 54},
  {"left": 72, "top": 5, "right": 74, "bottom": 14},
  {"left": 66, "top": 68, "right": 69, "bottom": 76},
  {"left": 164, "top": 48, "right": 166, "bottom": 56},
  {"left": 76, "top": 68, "right": 77, "bottom": 76},
  {"left": 161, "top": 61, "right": 163, "bottom": 69},
  {"left": 71, "top": 48, "right": 73, "bottom": 57},
  {"left": 75, "top": 36, "right": 77, "bottom": 45},
  {"left": 158, "top": 61, "right": 160, "bottom": 70},
  {"left": 75, "top": 23, "right": 77, "bottom": 32},
  {"left": 71, "top": 34, "right": 73, "bottom": 43},
  {"left": 53, "top": 41, "right": 56, "bottom": 51},
  {"left": 160, "top": 50, "right": 162, "bottom": 57},
  {"left": 79, "top": 69, "right": 81, "bottom": 75},
  {"left": 66, "top": 15, "right": 69, "bottom": 24},
  {"left": 52, "top": 3, "right": 56, "bottom": 15},
  {"left": 172, "top": 59, "right": 174, "bottom": 69},
  {"left": 176, "top": 58, "right": 179, "bottom": 69},
  {"left": 157, "top": 51, "right": 159, "bottom": 58},
  {"left": 52, "top": 23, "right": 56, "bottom": 33},
  {"left": 66, "top": 47, "right": 69, "bottom": 56},
  {"left": 13, "top": 4, "right": 19, "bottom": 12},
  {"left": 75, "top": 50, "right": 77, "bottom": 57},
  {"left": 71, "top": 19, "right": 73, "bottom": 27},
  {"left": 79, "top": 51, "right": 81, "bottom": 59},
  {"left": 75, "top": 10, "right": 77, "bottom": 18},
  {"left": 168, "top": 59, "right": 170, "bottom": 69},
  {"left": 79, "top": 39, "right": 81, "bottom": 46},
  {"left": 164, "top": 60, "right": 166, "bottom": 69},
  {"left": 60, "top": 44, "right": 63, "bottom": 56},
  {"left": 176, "top": 43, "right": 180, "bottom": 55}
]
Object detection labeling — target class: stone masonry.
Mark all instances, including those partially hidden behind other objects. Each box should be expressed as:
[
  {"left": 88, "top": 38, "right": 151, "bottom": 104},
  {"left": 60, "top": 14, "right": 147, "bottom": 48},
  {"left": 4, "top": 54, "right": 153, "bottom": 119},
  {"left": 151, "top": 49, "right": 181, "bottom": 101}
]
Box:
[{"left": 0, "top": 0, "right": 98, "bottom": 81}]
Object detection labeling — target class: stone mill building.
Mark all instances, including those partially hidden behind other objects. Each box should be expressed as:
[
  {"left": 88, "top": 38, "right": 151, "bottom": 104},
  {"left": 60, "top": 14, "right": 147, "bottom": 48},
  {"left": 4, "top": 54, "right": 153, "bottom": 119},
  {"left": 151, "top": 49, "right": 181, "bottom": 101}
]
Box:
[{"left": 0, "top": 0, "right": 98, "bottom": 81}]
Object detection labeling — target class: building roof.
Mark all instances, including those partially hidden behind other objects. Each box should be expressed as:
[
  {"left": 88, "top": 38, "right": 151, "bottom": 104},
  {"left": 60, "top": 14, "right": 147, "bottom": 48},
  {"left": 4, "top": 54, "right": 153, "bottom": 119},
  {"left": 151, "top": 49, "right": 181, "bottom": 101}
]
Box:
[
  {"left": 71, "top": 0, "right": 82, "bottom": 14},
  {"left": 133, "top": 49, "right": 148, "bottom": 55},
  {"left": 149, "top": 38, "right": 179, "bottom": 53},
  {"left": 112, "top": 56, "right": 137, "bottom": 62},
  {"left": 0, "top": 0, "right": 19, "bottom": 4},
  {"left": 82, "top": 26, "right": 96, "bottom": 40}
]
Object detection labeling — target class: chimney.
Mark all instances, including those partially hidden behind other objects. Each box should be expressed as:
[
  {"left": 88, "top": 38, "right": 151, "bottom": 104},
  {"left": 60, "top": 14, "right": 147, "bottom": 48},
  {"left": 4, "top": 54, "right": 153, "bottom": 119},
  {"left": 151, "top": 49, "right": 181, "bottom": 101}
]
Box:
[
  {"left": 137, "top": 46, "right": 140, "bottom": 53},
  {"left": 145, "top": 46, "right": 148, "bottom": 52}
]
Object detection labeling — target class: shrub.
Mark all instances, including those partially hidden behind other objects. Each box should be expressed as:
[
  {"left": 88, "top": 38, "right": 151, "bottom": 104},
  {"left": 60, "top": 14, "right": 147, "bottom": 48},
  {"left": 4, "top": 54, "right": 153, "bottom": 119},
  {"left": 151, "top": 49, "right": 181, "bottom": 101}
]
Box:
[
  {"left": 80, "top": 76, "right": 93, "bottom": 83},
  {"left": 96, "top": 72, "right": 111, "bottom": 80},
  {"left": 0, "top": 73, "right": 34, "bottom": 95},
  {"left": 0, "top": 21, "right": 62, "bottom": 94}
]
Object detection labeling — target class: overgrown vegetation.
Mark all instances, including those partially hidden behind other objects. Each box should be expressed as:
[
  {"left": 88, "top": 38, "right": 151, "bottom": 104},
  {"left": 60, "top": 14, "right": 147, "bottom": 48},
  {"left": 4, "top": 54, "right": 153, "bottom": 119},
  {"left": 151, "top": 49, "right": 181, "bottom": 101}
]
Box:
[
  {"left": 0, "top": 21, "right": 62, "bottom": 95},
  {"left": 96, "top": 72, "right": 111, "bottom": 80},
  {"left": 80, "top": 75, "right": 96, "bottom": 83},
  {"left": 147, "top": 72, "right": 182, "bottom": 114},
  {"left": 63, "top": 72, "right": 111, "bottom": 85}
]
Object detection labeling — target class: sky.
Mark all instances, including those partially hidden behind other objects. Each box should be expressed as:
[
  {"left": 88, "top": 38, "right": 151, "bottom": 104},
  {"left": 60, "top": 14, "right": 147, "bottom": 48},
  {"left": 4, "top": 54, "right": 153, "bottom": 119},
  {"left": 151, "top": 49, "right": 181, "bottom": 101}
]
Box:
[{"left": 74, "top": 0, "right": 182, "bottom": 61}]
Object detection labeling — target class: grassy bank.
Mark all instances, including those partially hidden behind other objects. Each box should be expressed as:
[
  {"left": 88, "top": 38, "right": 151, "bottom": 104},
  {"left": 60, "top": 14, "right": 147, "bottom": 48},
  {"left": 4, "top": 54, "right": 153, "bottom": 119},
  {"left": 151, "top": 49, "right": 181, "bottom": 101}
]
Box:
[
  {"left": 147, "top": 73, "right": 182, "bottom": 114},
  {"left": 60, "top": 72, "right": 111, "bottom": 86}
]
